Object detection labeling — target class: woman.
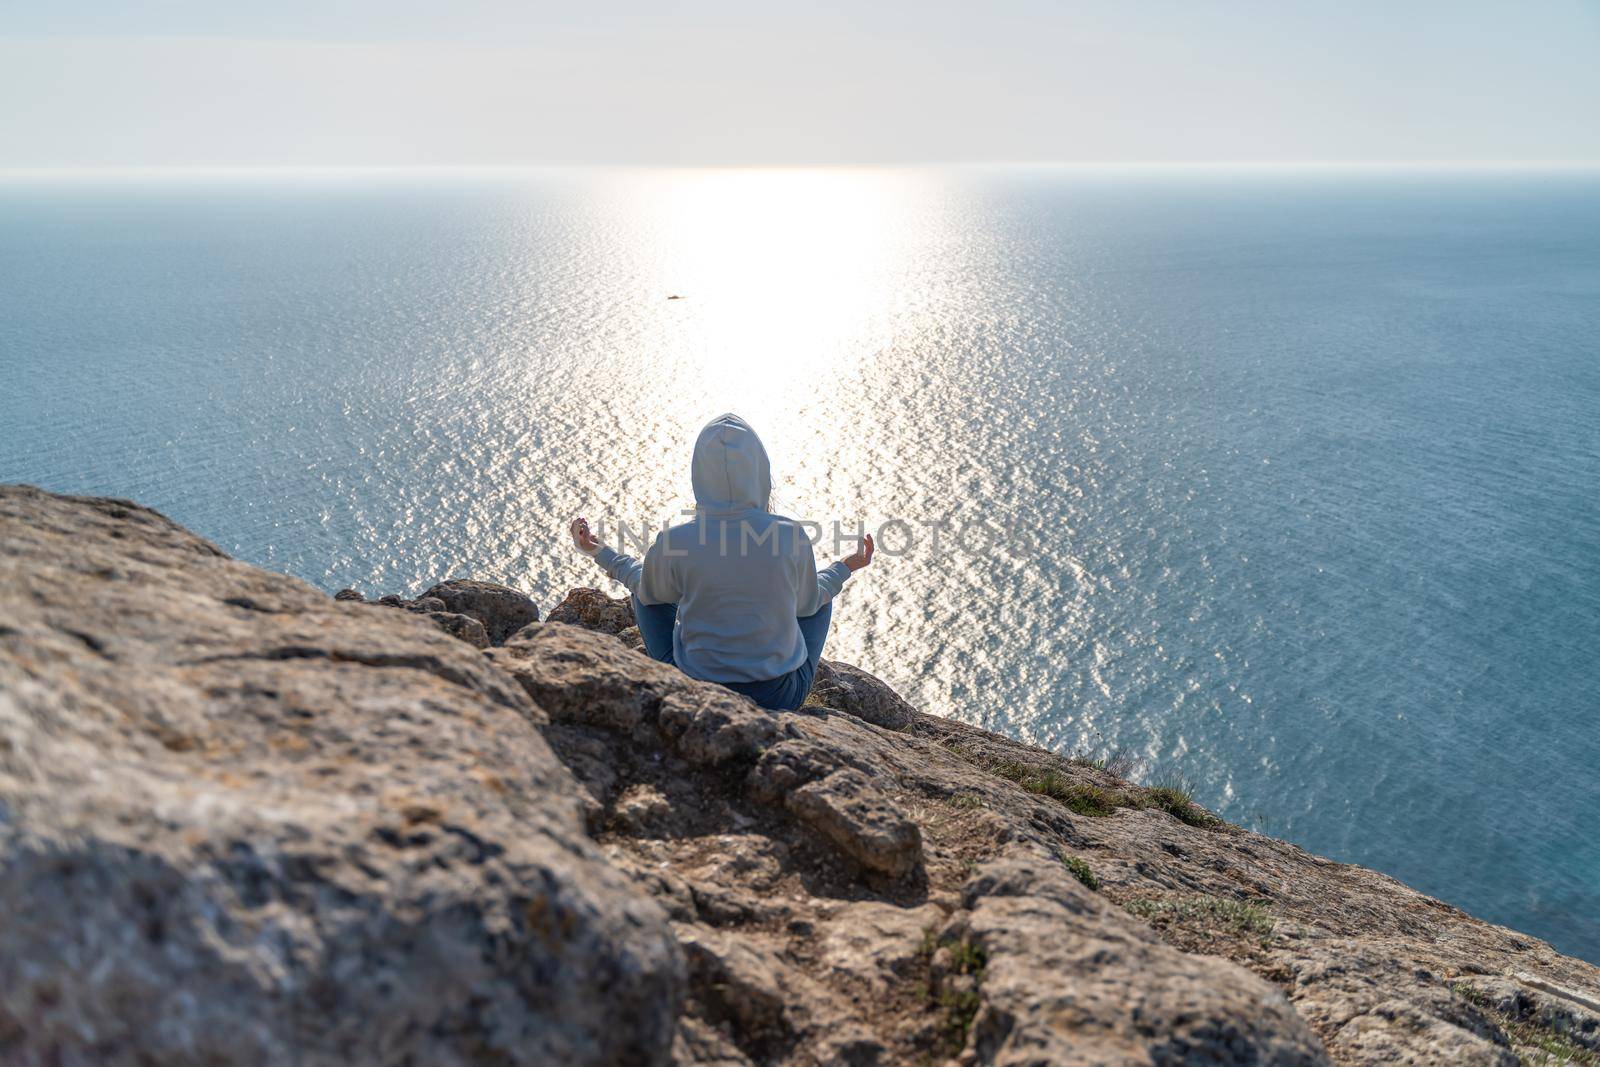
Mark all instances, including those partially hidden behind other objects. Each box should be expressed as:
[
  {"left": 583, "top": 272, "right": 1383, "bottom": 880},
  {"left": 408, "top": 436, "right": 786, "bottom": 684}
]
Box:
[{"left": 569, "top": 413, "right": 873, "bottom": 710}]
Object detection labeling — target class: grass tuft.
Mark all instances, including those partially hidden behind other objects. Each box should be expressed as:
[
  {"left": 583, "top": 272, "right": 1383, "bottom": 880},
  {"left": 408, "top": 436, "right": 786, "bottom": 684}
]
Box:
[
  {"left": 938, "top": 987, "right": 981, "bottom": 1046},
  {"left": 1140, "top": 776, "right": 1222, "bottom": 827},
  {"left": 1125, "top": 894, "right": 1276, "bottom": 938},
  {"left": 988, "top": 760, "right": 1122, "bottom": 816},
  {"left": 937, "top": 941, "right": 986, "bottom": 1047},
  {"left": 962, "top": 751, "right": 1224, "bottom": 828},
  {"left": 1064, "top": 786, "right": 1118, "bottom": 817},
  {"left": 1061, "top": 854, "right": 1099, "bottom": 890},
  {"left": 947, "top": 939, "right": 987, "bottom": 972},
  {"left": 916, "top": 931, "right": 988, "bottom": 1054},
  {"left": 1451, "top": 983, "right": 1598, "bottom": 1066},
  {"left": 1069, "top": 748, "right": 1141, "bottom": 779}
]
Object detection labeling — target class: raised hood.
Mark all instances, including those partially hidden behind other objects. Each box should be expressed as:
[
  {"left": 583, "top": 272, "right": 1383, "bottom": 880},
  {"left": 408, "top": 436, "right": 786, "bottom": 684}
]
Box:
[{"left": 691, "top": 413, "right": 771, "bottom": 513}]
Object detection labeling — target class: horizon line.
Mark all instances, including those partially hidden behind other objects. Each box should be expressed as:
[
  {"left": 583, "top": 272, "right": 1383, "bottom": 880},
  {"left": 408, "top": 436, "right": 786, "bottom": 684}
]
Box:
[{"left": 3, "top": 160, "right": 1599, "bottom": 178}]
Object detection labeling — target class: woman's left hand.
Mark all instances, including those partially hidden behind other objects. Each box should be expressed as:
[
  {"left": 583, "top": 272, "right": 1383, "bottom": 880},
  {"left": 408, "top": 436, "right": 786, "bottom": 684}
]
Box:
[{"left": 842, "top": 533, "right": 875, "bottom": 572}]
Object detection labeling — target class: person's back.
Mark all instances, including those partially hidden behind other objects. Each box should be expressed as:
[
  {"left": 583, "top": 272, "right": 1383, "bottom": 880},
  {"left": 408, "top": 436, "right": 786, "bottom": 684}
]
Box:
[{"left": 569, "top": 413, "right": 873, "bottom": 709}]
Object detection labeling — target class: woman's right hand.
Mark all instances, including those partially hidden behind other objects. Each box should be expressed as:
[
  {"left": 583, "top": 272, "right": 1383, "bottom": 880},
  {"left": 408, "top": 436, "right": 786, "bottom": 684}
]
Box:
[{"left": 569, "top": 516, "right": 602, "bottom": 556}]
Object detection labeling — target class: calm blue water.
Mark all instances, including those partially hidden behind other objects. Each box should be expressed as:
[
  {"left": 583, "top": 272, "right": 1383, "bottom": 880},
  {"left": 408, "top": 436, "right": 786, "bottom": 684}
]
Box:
[{"left": 2, "top": 167, "right": 1596, "bottom": 962}]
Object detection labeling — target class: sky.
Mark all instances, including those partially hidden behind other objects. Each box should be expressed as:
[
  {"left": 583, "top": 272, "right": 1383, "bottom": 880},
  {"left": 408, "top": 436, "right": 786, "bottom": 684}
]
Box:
[{"left": 1, "top": 0, "right": 1597, "bottom": 168}]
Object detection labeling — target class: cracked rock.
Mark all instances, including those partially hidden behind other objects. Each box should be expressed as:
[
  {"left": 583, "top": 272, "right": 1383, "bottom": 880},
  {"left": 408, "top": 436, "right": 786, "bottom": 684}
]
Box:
[
  {"left": 809, "top": 660, "right": 917, "bottom": 732},
  {"left": 546, "top": 587, "right": 637, "bottom": 634},
  {"left": 787, "top": 768, "right": 923, "bottom": 878},
  {"left": 420, "top": 577, "right": 540, "bottom": 644},
  {"left": 0, "top": 486, "right": 683, "bottom": 1066}
]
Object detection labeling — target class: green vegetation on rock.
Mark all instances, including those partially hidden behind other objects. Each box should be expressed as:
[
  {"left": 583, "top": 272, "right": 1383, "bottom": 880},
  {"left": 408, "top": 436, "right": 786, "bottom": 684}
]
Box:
[{"left": 1061, "top": 854, "right": 1100, "bottom": 890}]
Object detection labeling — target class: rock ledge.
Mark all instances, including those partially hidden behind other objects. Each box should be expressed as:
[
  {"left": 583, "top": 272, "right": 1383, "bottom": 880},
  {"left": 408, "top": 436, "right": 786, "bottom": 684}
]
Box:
[{"left": 3, "top": 486, "right": 1597, "bottom": 1067}]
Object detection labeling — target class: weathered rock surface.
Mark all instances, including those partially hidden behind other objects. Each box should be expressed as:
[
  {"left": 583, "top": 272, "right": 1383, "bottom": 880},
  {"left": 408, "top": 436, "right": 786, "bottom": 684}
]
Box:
[
  {"left": 819, "top": 900, "right": 946, "bottom": 994},
  {"left": 957, "top": 856, "right": 1323, "bottom": 1065},
  {"left": 808, "top": 659, "right": 918, "bottom": 731},
  {"left": 486, "top": 622, "right": 1324, "bottom": 1063},
  {"left": 788, "top": 769, "right": 923, "bottom": 878},
  {"left": 423, "top": 607, "right": 492, "bottom": 648},
  {"left": 5, "top": 496, "right": 1599, "bottom": 1067},
  {"left": 421, "top": 578, "right": 541, "bottom": 644},
  {"left": 546, "top": 586, "right": 636, "bottom": 634},
  {"left": 329, "top": 584, "right": 494, "bottom": 648},
  {"left": 537, "top": 589, "right": 1600, "bottom": 1066},
  {"left": 0, "top": 487, "right": 680, "bottom": 1066}
]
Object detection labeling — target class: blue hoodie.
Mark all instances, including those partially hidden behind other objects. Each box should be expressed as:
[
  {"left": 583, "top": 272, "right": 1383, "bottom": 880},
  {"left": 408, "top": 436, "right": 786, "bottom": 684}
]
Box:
[{"left": 591, "top": 414, "right": 852, "bottom": 682}]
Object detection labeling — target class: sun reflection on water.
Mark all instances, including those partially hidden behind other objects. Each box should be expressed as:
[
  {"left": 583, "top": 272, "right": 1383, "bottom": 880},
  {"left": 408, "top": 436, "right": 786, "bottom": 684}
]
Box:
[
  {"left": 511, "top": 168, "right": 1000, "bottom": 713},
  {"left": 644, "top": 169, "right": 911, "bottom": 389},
  {"left": 564, "top": 167, "right": 950, "bottom": 536}
]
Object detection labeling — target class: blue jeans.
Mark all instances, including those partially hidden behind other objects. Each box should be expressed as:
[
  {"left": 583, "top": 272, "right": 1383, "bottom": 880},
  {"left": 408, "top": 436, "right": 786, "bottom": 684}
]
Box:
[{"left": 632, "top": 595, "right": 832, "bottom": 711}]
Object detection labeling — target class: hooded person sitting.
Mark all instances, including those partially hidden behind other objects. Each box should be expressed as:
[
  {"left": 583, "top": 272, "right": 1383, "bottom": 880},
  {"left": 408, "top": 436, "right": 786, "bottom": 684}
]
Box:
[{"left": 569, "top": 413, "right": 873, "bottom": 710}]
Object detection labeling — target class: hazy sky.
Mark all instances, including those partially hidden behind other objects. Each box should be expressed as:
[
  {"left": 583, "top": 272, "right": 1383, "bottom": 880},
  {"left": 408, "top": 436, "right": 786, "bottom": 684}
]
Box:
[{"left": 3, "top": 0, "right": 1597, "bottom": 167}]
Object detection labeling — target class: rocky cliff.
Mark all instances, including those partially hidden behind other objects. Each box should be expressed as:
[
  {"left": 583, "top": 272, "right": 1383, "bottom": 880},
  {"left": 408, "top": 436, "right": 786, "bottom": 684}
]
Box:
[{"left": 1, "top": 484, "right": 1596, "bottom": 1066}]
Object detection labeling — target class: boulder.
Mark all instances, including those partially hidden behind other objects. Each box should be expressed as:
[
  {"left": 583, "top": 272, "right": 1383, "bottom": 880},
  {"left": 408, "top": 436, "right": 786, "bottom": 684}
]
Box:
[
  {"left": 657, "top": 688, "right": 778, "bottom": 766},
  {"left": 0, "top": 485, "right": 683, "bottom": 1066},
  {"left": 420, "top": 578, "right": 540, "bottom": 644},
  {"left": 809, "top": 660, "right": 917, "bottom": 731},
  {"left": 787, "top": 769, "right": 923, "bottom": 879},
  {"left": 488, "top": 622, "right": 688, "bottom": 733},
  {"left": 546, "top": 587, "right": 636, "bottom": 635},
  {"left": 491, "top": 624, "right": 775, "bottom": 768},
  {"left": 960, "top": 856, "right": 1327, "bottom": 1065},
  {"left": 336, "top": 586, "right": 498, "bottom": 649},
  {"left": 746, "top": 738, "right": 841, "bottom": 805},
  {"left": 421, "top": 608, "right": 490, "bottom": 649}
]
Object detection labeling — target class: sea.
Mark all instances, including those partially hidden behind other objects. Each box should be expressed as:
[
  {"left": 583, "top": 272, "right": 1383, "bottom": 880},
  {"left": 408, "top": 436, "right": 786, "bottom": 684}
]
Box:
[{"left": 2, "top": 166, "right": 1596, "bottom": 962}]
